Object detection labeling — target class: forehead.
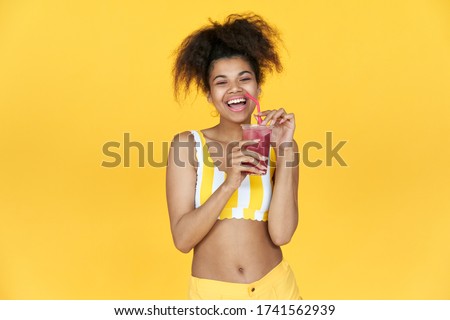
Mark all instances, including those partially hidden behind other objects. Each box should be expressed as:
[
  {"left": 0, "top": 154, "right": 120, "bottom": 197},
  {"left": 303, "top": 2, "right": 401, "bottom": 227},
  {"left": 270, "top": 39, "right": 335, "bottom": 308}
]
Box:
[{"left": 209, "top": 56, "right": 254, "bottom": 78}]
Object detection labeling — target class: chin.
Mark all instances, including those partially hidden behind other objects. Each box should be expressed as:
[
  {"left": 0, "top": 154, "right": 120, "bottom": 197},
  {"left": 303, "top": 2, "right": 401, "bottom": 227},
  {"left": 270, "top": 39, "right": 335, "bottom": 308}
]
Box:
[{"left": 225, "top": 114, "right": 252, "bottom": 124}]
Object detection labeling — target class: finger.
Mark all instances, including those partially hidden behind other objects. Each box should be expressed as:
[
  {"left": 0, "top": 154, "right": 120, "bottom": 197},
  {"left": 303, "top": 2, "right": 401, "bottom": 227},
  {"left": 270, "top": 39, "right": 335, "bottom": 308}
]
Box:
[
  {"left": 261, "top": 110, "right": 277, "bottom": 125},
  {"left": 262, "top": 108, "right": 287, "bottom": 126},
  {"left": 244, "top": 166, "right": 266, "bottom": 175},
  {"left": 269, "top": 108, "right": 287, "bottom": 125},
  {"left": 238, "top": 162, "right": 267, "bottom": 175},
  {"left": 253, "top": 161, "right": 269, "bottom": 172},
  {"left": 233, "top": 150, "right": 268, "bottom": 172},
  {"left": 241, "top": 148, "right": 268, "bottom": 163},
  {"left": 233, "top": 155, "right": 262, "bottom": 167},
  {"left": 279, "top": 113, "right": 295, "bottom": 124},
  {"left": 244, "top": 157, "right": 268, "bottom": 174},
  {"left": 234, "top": 156, "right": 268, "bottom": 173}
]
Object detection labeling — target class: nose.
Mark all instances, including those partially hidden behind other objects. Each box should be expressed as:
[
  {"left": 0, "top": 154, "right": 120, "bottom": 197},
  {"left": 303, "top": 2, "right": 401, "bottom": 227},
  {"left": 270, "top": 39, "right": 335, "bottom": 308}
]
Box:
[{"left": 227, "top": 80, "right": 243, "bottom": 93}]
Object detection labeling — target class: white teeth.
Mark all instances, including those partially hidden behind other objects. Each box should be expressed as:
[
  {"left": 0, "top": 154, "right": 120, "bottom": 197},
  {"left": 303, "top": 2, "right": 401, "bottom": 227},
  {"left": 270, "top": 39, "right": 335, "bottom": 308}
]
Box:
[{"left": 227, "top": 98, "right": 246, "bottom": 105}]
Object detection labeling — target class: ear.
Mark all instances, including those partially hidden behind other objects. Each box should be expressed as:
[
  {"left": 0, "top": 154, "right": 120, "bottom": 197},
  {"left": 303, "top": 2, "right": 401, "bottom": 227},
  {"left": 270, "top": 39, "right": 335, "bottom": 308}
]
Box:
[
  {"left": 257, "top": 87, "right": 262, "bottom": 96},
  {"left": 207, "top": 93, "right": 212, "bottom": 103}
]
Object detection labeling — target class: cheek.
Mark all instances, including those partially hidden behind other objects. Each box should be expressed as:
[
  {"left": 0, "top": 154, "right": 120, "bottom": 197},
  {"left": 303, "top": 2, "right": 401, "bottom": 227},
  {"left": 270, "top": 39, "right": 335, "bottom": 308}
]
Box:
[
  {"left": 241, "top": 82, "right": 257, "bottom": 92},
  {"left": 210, "top": 89, "right": 225, "bottom": 103}
]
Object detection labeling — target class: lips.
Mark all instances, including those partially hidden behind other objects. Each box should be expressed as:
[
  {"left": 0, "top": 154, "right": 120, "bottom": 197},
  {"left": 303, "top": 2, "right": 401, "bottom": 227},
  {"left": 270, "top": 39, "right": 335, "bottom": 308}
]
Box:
[{"left": 225, "top": 96, "right": 247, "bottom": 112}]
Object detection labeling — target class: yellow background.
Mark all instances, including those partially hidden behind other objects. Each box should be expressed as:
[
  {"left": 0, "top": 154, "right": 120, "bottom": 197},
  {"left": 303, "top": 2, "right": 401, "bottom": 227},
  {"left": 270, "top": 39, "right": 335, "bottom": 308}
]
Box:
[{"left": 1, "top": 0, "right": 449, "bottom": 299}]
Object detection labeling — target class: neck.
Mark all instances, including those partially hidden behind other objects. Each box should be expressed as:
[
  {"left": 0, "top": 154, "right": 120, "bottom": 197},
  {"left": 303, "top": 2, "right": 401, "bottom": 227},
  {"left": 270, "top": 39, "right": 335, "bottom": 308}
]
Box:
[{"left": 215, "top": 116, "right": 251, "bottom": 142}]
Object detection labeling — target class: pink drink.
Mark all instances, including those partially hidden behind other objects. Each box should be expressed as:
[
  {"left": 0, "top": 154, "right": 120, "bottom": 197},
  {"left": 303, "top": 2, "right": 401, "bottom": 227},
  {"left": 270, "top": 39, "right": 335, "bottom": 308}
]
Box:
[{"left": 241, "top": 124, "right": 272, "bottom": 168}]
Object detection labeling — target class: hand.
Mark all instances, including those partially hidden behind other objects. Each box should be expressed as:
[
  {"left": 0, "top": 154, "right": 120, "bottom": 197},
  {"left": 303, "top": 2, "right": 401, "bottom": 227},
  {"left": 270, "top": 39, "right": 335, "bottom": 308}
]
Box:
[
  {"left": 255, "top": 108, "right": 296, "bottom": 150},
  {"left": 223, "top": 139, "right": 268, "bottom": 191}
]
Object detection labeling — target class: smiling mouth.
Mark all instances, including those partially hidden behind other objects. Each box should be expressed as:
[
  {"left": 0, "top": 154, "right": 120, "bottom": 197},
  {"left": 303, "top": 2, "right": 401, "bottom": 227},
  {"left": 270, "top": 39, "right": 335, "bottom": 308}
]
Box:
[{"left": 226, "top": 98, "right": 247, "bottom": 112}]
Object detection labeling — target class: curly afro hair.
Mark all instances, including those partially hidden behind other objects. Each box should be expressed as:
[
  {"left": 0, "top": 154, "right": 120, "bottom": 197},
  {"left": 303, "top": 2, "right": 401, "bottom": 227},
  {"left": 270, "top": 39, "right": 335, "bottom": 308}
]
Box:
[{"left": 173, "top": 13, "right": 283, "bottom": 101}]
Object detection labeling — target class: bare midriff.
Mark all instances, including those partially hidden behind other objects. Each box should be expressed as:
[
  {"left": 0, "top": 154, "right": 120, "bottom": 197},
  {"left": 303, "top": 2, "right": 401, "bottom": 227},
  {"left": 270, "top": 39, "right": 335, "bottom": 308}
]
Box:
[{"left": 192, "top": 219, "right": 282, "bottom": 283}]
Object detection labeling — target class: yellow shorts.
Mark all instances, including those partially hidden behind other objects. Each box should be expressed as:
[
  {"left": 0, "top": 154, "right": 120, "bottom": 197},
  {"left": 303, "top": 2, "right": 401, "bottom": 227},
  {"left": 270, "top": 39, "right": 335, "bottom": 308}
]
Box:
[{"left": 189, "top": 259, "right": 302, "bottom": 300}]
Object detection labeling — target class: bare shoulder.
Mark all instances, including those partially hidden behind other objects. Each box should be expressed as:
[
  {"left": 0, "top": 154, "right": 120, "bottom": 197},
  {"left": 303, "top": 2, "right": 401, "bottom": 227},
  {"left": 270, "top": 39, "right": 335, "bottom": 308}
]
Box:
[
  {"left": 171, "top": 130, "right": 195, "bottom": 145},
  {"left": 168, "top": 130, "right": 198, "bottom": 170}
]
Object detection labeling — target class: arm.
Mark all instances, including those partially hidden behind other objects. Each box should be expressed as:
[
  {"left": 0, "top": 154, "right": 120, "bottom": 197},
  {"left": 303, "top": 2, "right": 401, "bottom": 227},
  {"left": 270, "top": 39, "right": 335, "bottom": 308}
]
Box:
[
  {"left": 256, "top": 109, "right": 299, "bottom": 246},
  {"left": 268, "top": 140, "right": 299, "bottom": 246},
  {"left": 166, "top": 131, "right": 264, "bottom": 253}
]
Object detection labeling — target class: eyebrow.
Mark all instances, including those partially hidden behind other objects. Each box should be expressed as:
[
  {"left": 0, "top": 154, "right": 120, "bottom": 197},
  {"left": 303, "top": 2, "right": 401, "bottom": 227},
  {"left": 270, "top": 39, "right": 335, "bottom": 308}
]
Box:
[{"left": 212, "top": 70, "right": 253, "bottom": 81}]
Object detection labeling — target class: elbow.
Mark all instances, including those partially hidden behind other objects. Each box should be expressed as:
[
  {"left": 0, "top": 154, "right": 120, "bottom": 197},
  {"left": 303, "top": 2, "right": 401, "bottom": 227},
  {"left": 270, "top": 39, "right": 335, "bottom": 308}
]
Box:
[
  {"left": 269, "top": 220, "right": 298, "bottom": 247},
  {"left": 173, "top": 237, "right": 193, "bottom": 254},
  {"left": 270, "top": 234, "right": 293, "bottom": 247}
]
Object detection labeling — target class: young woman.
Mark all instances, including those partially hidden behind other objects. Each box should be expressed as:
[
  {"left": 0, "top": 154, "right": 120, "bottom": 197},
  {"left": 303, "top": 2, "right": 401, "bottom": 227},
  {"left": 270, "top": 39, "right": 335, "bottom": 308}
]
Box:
[{"left": 166, "top": 13, "right": 301, "bottom": 299}]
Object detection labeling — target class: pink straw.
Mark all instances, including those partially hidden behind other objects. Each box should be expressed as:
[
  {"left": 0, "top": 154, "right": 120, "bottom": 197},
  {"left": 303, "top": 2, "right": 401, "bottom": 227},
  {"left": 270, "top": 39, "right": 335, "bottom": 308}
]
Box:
[{"left": 244, "top": 92, "right": 262, "bottom": 125}]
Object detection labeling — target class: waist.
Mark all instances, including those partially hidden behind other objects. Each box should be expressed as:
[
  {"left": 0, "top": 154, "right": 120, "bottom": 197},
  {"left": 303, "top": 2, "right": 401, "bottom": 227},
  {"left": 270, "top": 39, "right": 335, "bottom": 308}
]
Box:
[
  {"left": 192, "top": 219, "right": 282, "bottom": 283},
  {"left": 191, "top": 258, "right": 289, "bottom": 289}
]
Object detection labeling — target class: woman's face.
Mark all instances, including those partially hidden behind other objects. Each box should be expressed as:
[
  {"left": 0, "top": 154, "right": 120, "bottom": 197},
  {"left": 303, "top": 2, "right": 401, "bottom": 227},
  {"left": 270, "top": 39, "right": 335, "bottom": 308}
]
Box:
[{"left": 207, "top": 56, "right": 260, "bottom": 124}]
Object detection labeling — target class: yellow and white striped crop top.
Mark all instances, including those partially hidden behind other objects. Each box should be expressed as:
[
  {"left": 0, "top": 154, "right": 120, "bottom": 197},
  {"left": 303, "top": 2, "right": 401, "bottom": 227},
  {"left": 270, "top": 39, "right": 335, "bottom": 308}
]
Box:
[{"left": 191, "top": 130, "right": 276, "bottom": 222}]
